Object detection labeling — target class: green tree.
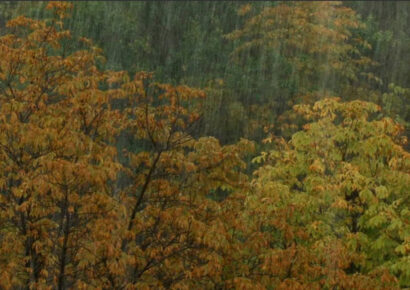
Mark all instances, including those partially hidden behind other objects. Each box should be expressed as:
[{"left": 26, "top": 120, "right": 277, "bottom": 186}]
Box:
[{"left": 244, "top": 98, "right": 409, "bottom": 288}]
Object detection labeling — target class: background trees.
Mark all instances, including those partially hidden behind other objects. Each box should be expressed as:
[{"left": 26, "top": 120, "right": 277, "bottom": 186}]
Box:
[{"left": 1, "top": 1, "right": 408, "bottom": 143}]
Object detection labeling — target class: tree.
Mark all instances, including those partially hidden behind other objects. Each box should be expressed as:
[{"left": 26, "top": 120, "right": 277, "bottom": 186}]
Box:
[
  {"left": 0, "top": 4, "right": 255, "bottom": 288},
  {"left": 0, "top": 3, "right": 125, "bottom": 288},
  {"left": 245, "top": 98, "right": 408, "bottom": 288},
  {"left": 89, "top": 72, "right": 254, "bottom": 289},
  {"left": 228, "top": 2, "right": 374, "bottom": 94},
  {"left": 226, "top": 2, "right": 376, "bottom": 139}
]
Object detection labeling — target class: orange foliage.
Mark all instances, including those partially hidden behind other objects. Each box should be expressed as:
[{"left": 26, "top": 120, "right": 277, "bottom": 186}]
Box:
[{"left": 0, "top": 4, "right": 254, "bottom": 288}]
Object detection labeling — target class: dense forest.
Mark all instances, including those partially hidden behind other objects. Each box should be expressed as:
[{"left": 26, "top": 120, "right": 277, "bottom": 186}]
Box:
[{"left": 0, "top": 2, "right": 408, "bottom": 289}]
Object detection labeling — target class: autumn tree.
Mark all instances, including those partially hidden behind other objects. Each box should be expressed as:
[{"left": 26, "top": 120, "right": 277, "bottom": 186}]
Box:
[
  {"left": 0, "top": 3, "right": 128, "bottom": 288},
  {"left": 76, "top": 71, "right": 254, "bottom": 289},
  {"left": 0, "top": 3, "right": 255, "bottom": 289},
  {"left": 244, "top": 98, "right": 409, "bottom": 288}
]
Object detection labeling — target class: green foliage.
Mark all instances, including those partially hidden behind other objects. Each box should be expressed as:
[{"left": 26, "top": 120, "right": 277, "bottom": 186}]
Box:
[
  {"left": 347, "top": 1, "right": 410, "bottom": 88},
  {"left": 248, "top": 98, "right": 409, "bottom": 287},
  {"left": 382, "top": 84, "right": 410, "bottom": 144}
]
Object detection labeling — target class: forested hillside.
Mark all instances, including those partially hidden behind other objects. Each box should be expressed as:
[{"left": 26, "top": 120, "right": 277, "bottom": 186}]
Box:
[{"left": 0, "top": 2, "right": 408, "bottom": 289}]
